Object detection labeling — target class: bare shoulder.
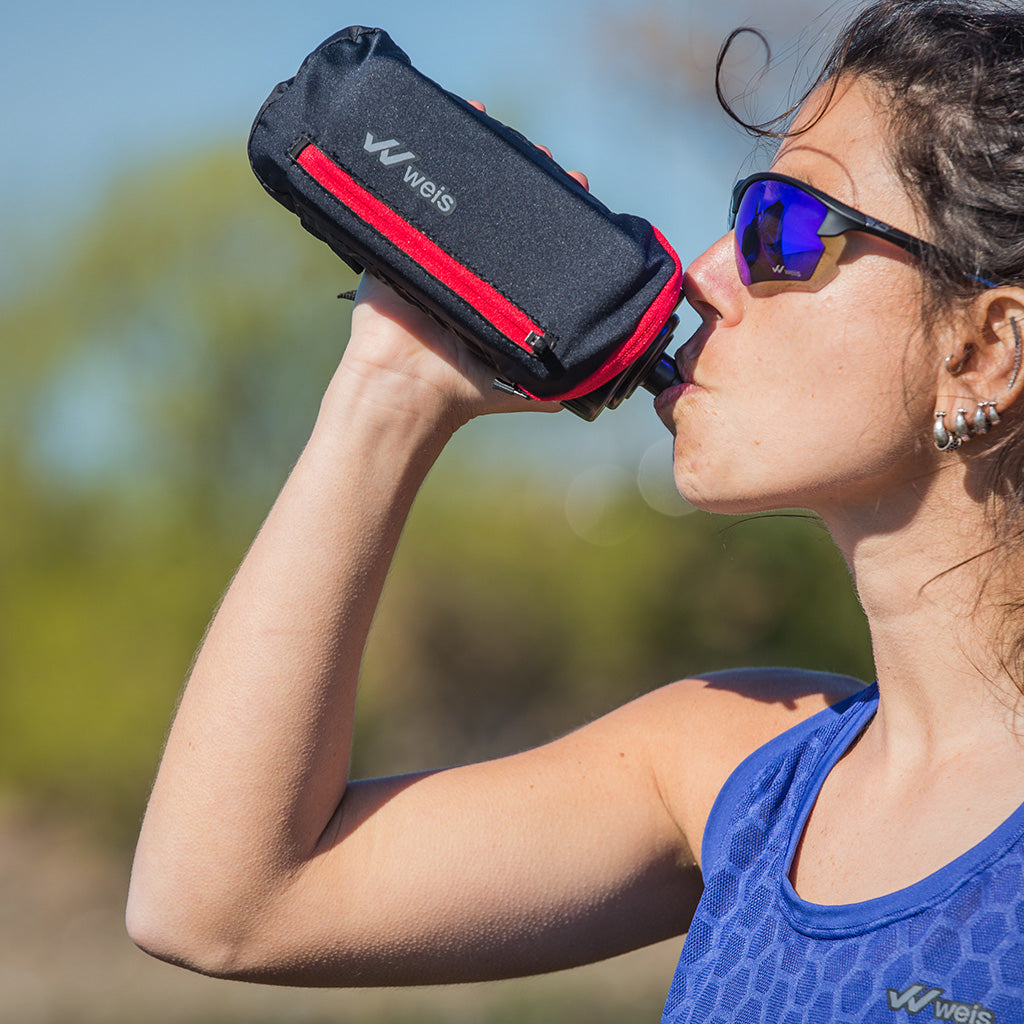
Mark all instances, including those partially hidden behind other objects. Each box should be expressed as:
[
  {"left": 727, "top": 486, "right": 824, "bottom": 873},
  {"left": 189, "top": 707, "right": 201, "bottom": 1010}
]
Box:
[{"left": 620, "top": 667, "right": 868, "bottom": 867}]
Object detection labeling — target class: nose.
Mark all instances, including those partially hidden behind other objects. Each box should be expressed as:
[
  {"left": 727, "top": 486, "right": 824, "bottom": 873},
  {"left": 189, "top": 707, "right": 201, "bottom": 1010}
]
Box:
[{"left": 683, "top": 232, "right": 744, "bottom": 329}]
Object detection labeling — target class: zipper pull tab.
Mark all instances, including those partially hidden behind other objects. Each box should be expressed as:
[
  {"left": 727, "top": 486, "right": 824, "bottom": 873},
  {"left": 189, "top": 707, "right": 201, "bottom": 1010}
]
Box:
[
  {"left": 492, "top": 378, "right": 535, "bottom": 400},
  {"left": 525, "top": 331, "right": 549, "bottom": 355}
]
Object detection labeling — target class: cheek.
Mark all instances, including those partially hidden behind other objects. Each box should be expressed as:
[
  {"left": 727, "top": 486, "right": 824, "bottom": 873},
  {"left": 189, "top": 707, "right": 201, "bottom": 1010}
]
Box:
[
  {"left": 667, "top": 286, "right": 930, "bottom": 509},
  {"left": 740, "top": 271, "right": 927, "bottom": 427}
]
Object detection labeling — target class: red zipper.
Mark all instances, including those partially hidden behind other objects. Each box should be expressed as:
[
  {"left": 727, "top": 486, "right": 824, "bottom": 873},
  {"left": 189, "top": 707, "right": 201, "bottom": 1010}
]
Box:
[{"left": 295, "top": 142, "right": 545, "bottom": 353}]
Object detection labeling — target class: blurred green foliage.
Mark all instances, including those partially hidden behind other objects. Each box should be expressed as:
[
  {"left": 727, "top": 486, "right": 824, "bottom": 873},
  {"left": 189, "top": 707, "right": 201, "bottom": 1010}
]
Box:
[
  {"left": 359, "top": 477, "right": 873, "bottom": 778},
  {"left": 0, "top": 145, "right": 873, "bottom": 846},
  {"left": 1, "top": 145, "right": 352, "bottom": 840}
]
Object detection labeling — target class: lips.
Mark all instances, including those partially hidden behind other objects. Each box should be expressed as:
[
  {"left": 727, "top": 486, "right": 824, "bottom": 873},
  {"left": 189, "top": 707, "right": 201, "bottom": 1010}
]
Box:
[
  {"left": 673, "top": 321, "right": 713, "bottom": 385},
  {"left": 652, "top": 324, "right": 711, "bottom": 427}
]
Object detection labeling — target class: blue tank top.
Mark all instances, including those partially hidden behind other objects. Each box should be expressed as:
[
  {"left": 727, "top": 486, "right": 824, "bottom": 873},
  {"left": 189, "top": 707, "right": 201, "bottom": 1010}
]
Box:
[{"left": 660, "top": 684, "right": 1024, "bottom": 1024}]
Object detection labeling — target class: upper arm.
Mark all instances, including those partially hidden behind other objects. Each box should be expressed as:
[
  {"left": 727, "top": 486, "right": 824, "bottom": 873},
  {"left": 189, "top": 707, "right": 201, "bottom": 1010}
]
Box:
[
  {"left": 231, "top": 693, "right": 701, "bottom": 986},
  {"left": 165, "top": 667, "right": 863, "bottom": 986}
]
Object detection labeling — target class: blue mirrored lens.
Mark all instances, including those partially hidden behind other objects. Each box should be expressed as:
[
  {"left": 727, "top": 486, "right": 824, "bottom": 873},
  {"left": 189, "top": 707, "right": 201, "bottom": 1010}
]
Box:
[{"left": 734, "top": 179, "right": 828, "bottom": 285}]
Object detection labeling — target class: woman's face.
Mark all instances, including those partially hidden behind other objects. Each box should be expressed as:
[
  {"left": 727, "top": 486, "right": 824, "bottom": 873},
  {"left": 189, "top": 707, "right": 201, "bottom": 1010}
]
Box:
[{"left": 657, "top": 76, "right": 943, "bottom": 519}]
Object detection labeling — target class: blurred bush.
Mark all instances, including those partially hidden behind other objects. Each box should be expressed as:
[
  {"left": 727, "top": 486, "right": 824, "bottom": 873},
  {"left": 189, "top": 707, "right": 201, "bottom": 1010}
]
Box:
[
  {"left": 0, "top": 145, "right": 353, "bottom": 841},
  {"left": 0, "top": 145, "right": 873, "bottom": 846},
  {"left": 358, "top": 477, "right": 872, "bottom": 778}
]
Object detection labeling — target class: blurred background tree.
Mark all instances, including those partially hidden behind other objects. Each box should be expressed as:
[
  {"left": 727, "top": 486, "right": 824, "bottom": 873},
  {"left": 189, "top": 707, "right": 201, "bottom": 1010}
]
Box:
[{"left": 0, "top": 147, "right": 355, "bottom": 838}]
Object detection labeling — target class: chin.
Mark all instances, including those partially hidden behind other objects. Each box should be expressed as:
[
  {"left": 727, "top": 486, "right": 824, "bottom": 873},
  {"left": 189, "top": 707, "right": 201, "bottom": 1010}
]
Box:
[
  {"left": 692, "top": 496, "right": 793, "bottom": 517},
  {"left": 673, "top": 472, "right": 803, "bottom": 518},
  {"left": 672, "top": 447, "right": 823, "bottom": 517}
]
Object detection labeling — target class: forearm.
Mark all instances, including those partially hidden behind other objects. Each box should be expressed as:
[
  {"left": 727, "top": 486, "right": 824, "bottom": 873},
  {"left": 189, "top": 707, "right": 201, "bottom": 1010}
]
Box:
[{"left": 127, "top": 367, "right": 453, "bottom": 963}]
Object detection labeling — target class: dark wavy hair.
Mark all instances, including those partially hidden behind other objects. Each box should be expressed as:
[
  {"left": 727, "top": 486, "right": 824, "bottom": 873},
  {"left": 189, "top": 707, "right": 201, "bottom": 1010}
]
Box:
[{"left": 718, "top": 0, "right": 1024, "bottom": 687}]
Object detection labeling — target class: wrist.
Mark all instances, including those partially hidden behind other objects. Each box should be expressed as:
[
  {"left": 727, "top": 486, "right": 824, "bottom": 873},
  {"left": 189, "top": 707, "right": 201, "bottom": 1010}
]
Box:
[{"left": 311, "top": 359, "right": 460, "bottom": 472}]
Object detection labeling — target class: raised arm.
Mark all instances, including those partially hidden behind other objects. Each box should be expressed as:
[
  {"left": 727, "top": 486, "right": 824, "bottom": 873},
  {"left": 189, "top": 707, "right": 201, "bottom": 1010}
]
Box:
[
  {"left": 125, "top": 277, "right": 852, "bottom": 987},
  {"left": 124, "top": 278, "right": 693, "bottom": 981}
]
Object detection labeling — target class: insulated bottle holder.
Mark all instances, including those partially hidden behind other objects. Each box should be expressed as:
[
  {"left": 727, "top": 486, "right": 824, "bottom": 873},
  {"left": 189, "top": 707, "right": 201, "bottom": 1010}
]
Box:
[{"left": 249, "top": 26, "right": 683, "bottom": 419}]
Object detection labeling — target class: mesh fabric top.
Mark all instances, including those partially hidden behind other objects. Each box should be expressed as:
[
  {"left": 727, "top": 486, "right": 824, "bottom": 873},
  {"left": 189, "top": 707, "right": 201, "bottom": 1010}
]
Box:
[{"left": 661, "top": 684, "right": 1024, "bottom": 1024}]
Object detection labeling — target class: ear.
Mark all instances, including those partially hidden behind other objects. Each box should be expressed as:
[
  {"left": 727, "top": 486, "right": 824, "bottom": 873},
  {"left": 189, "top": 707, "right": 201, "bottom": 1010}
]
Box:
[{"left": 939, "top": 290, "right": 1024, "bottom": 418}]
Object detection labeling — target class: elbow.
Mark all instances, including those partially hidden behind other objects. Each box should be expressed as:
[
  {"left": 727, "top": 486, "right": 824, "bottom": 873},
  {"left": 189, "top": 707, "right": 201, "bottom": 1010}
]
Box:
[
  {"left": 125, "top": 867, "right": 258, "bottom": 980},
  {"left": 124, "top": 891, "right": 187, "bottom": 970},
  {"left": 125, "top": 894, "right": 228, "bottom": 978}
]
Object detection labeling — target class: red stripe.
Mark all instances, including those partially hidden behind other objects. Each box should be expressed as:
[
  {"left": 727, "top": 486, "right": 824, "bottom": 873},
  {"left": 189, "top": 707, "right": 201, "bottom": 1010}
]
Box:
[
  {"left": 296, "top": 143, "right": 544, "bottom": 351},
  {"left": 545, "top": 226, "right": 683, "bottom": 402}
]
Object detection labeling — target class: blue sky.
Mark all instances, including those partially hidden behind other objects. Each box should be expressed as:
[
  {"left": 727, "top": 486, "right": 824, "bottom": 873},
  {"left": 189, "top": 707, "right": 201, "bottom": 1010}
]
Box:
[
  {"left": 1, "top": 0, "right": 849, "bottom": 495},
  {"left": 2, "top": 1, "right": 739, "bottom": 230}
]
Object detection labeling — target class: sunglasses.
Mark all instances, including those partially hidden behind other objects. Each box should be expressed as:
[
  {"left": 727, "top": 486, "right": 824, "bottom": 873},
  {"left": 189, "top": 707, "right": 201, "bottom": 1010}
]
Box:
[{"left": 729, "top": 172, "right": 970, "bottom": 289}]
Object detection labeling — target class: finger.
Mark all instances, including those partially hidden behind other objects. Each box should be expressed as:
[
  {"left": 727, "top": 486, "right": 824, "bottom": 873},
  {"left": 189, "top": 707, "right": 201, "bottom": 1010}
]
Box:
[
  {"left": 468, "top": 100, "right": 486, "bottom": 112},
  {"left": 485, "top": 392, "right": 565, "bottom": 417},
  {"left": 535, "top": 145, "right": 589, "bottom": 192}
]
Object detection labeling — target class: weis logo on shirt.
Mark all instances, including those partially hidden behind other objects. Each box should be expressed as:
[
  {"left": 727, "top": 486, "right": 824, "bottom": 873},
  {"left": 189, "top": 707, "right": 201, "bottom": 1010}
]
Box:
[{"left": 886, "top": 983, "right": 995, "bottom": 1023}]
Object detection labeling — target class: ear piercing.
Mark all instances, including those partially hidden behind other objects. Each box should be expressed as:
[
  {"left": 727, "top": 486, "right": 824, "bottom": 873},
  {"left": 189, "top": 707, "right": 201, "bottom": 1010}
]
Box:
[
  {"left": 945, "top": 346, "right": 973, "bottom": 376},
  {"left": 973, "top": 403, "right": 991, "bottom": 434},
  {"left": 1010, "top": 317, "right": 1022, "bottom": 389},
  {"left": 935, "top": 320, "right": 1018, "bottom": 451},
  {"left": 934, "top": 411, "right": 958, "bottom": 451},
  {"left": 954, "top": 409, "right": 972, "bottom": 441},
  {"left": 933, "top": 401, "right": 1000, "bottom": 451},
  {"left": 945, "top": 318, "right": 1023, "bottom": 388}
]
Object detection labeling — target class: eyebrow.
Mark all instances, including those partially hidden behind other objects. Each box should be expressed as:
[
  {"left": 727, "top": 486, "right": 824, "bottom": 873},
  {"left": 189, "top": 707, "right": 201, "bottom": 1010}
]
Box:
[{"left": 769, "top": 144, "right": 861, "bottom": 204}]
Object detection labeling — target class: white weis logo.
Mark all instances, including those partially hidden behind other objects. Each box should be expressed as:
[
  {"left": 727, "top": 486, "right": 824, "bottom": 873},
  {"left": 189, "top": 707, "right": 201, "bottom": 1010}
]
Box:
[
  {"left": 363, "top": 132, "right": 457, "bottom": 215},
  {"left": 362, "top": 134, "right": 417, "bottom": 166}
]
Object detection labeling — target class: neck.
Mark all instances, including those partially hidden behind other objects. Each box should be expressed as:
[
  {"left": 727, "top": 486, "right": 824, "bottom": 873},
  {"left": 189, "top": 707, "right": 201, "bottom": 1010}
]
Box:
[{"left": 820, "top": 462, "right": 1022, "bottom": 757}]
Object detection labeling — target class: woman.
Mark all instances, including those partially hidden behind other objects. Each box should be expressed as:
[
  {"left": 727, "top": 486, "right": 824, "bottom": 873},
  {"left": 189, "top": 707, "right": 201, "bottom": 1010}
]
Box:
[{"left": 126, "top": 1, "right": 1024, "bottom": 1020}]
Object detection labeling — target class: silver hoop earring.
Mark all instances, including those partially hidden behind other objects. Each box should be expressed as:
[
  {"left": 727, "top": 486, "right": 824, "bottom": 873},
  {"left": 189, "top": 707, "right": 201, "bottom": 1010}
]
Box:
[
  {"left": 954, "top": 409, "right": 972, "bottom": 442},
  {"left": 973, "top": 402, "right": 990, "bottom": 435},
  {"left": 945, "top": 348, "right": 972, "bottom": 376},
  {"left": 934, "top": 411, "right": 960, "bottom": 451}
]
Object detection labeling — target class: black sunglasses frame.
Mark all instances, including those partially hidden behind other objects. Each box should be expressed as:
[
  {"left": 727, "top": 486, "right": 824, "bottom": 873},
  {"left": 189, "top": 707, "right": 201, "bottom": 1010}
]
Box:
[{"left": 729, "top": 172, "right": 945, "bottom": 278}]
